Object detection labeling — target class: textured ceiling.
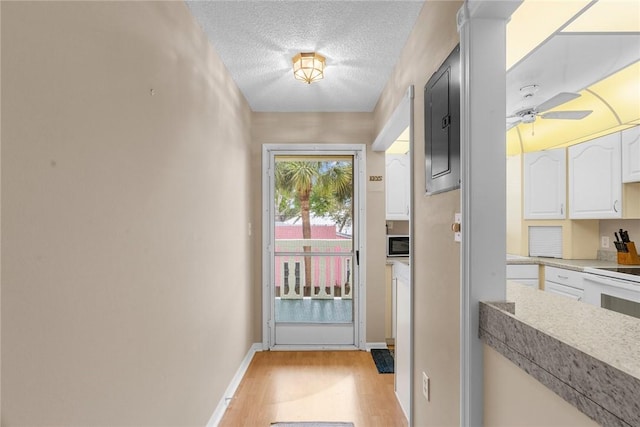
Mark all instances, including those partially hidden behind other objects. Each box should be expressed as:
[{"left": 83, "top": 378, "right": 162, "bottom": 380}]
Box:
[{"left": 185, "top": 0, "right": 425, "bottom": 113}]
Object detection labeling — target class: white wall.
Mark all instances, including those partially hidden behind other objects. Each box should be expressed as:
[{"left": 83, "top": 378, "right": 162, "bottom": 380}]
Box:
[{"left": 1, "top": 2, "right": 254, "bottom": 425}]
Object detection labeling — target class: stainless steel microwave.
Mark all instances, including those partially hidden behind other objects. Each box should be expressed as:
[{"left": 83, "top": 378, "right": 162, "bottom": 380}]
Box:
[{"left": 387, "top": 235, "right": 410, "bottom": 257}]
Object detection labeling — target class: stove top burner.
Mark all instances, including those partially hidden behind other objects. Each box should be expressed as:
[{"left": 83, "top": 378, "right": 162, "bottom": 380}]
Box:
[{"left": 597, "top": 267, "right": 640, "bottom": 276}]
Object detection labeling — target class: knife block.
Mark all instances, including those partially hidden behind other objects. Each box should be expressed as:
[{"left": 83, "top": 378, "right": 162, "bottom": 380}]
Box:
[{"left": 618, "top": 242, "right": 640, "bottom": 265}]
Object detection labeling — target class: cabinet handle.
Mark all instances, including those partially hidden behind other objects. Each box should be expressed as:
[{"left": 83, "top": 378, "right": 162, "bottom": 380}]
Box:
[
  {"left": 560, "top": 203, "right": 564, "bottom": 215},
  {"left": 613, "top": 200, "right": 620, "bottom": 213},
  {"left": 558, "top": 275, "right": 569, "bottom": 280}
]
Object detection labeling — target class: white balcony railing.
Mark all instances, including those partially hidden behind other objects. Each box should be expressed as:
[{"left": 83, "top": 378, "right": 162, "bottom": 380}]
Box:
[{"left": 275, "top": 239, "right": 353, "bottom": 300}]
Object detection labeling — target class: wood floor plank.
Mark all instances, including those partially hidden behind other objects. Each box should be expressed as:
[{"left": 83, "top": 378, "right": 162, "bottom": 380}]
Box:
[{"left": 219, "top": 351, "right": 408, "bottom": 427}]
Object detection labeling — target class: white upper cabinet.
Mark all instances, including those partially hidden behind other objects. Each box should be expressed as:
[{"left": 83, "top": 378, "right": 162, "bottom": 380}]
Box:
[
  {"left": 568, "top": 133, "right": 622, "bottom": 219},
  {"left": 622, "top": 126, "right": 640, "bottom": 183},
  {"left": 523, "top": 148, "right": 566, "bottom": 219},
  {"left": 385, "top": 153, "right": 410, "bottom": 220}
]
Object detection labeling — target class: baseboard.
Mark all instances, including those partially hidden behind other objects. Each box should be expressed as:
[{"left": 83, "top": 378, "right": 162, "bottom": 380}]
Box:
[
  {"left": 366, "top": 342, "right": 388, "bottom": 351},
  {"left": 270, "top": 344, "right": 359, "bottom": 351},
  {"left": 206, "top": 342, "right": 262, "bottom": 427}
]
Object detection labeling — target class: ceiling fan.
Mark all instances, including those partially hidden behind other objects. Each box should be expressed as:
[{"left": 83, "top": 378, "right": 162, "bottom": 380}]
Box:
[{"left": 506, "top": 85, "right": 593, "bottom": 131}]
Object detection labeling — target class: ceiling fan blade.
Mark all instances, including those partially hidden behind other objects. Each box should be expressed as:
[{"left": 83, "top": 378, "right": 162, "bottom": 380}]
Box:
[
  {"left": 540, "top": 110, "right": 593, "bottom": 120},
  {"left": 536, "top": 92, "right": 581, "bottom": 113}
]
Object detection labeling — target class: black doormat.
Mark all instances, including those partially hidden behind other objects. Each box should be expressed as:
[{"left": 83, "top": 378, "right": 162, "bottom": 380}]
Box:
[{"left": 370, "top": 348, "right": 394, "bottom": 374}]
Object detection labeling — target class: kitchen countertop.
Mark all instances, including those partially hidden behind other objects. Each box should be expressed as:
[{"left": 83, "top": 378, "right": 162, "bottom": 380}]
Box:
[
  {"left": 506, "top": 254, "right": 621, "bottom": 272},
  {"left": 481, "top": 281, "right": 640, "bottom": 426},
  {"left": 506, "top": 281, "right": 640, "bottom": 379},
  {"left": 386, "top": 257, "right": 409, "bottom": 266}
]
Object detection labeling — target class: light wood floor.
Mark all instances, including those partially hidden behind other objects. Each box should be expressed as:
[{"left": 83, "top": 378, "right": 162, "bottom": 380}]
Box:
[{"left": 219, "top": 351, "right": 408, "bottom": 427}]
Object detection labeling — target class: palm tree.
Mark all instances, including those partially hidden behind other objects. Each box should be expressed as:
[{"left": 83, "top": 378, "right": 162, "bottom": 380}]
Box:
[{"left": 275, "top": 159, "right": 352, "bottom": 292}]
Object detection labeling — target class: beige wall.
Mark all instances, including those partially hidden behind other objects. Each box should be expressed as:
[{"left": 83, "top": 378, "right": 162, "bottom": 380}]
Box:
[
  {"left": 387, "top": 220, "right": 409, "bottom": 236},
  {"left": 250, "top": 113, "right": 389, "bottom": 342},
  {"left": 2, "top": 2, "right": 255, "bottom": 425},
  {"left": 484, "top": 345, "right": 599, "bottom": 427},
  {"left": 599, "top": 218, "right": 640, "bottom": 254},
  {"left": 374, "top": 1, "right": 463, "bottom": 425}
]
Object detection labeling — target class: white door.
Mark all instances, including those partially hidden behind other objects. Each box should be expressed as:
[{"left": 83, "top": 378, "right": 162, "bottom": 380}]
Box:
[
  {"left": 262, "top": 144, "right": 366, "bottom": 349},
  {"left": 568, "top": 133, "right": 622, "bottom": 219},
  {"left": 393, "top": 262, "right": 411, "bottom": 419}
]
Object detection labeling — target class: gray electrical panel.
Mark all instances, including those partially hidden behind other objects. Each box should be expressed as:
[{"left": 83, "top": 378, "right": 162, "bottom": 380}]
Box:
[{"left": 425, "top": 45, "right": 460, "bottom": 195}]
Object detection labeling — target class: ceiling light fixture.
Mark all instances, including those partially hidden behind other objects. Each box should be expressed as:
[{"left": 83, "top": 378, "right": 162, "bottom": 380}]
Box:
[{"left": 292, "top": 52, "right": 325, "bottom": 84}]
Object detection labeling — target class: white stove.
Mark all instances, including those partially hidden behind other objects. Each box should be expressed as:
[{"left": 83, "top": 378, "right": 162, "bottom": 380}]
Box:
[
  {"left": 584, "top": 266, "right": 640, "bottom": 284},
  {"left": 582, "top": 266, "right": 640, "bottom": 319}
]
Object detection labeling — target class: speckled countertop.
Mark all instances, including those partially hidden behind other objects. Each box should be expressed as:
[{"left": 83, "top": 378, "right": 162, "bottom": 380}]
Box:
[
  {"left": 506, "top": 281, "right": 640, "bottom": 379},
  {"left": 506, "top": 254, "right": 621, "bottom": 272},
  {"left": 481, "top": 282, "right": 640, "bottom": 426}
]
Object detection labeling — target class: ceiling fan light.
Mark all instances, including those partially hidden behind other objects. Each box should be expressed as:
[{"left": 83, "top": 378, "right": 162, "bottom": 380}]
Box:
[{"left": 292, "top": 52, "right": 325, "bottom": 84}]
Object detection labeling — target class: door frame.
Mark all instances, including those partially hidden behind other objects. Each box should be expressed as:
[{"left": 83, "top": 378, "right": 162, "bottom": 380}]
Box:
[
  {"left": 372, "top": 85, "right": 414, "bottom": 424},
  {"left": 261, "top": 144, "right": 367, "bottom": 351}
]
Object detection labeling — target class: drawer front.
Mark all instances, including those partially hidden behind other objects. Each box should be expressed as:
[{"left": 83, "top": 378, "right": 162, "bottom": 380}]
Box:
[
  {"left": 545, "top": 266, "right": 584, "bottom": 288},
  {"left": 514, "top": 278, "right": 540, "bottom": 289},
  {"left": 507, "top": 264, "right": 538, "bottom": 279},
  {"left": 545, "top": 281, "right": 584, "bottom": 301}
]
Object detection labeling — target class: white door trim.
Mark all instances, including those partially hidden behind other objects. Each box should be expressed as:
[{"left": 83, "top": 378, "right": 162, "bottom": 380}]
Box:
[
  {"left": 261, "top": 144, "right": 367, "bottom": 351},
  {"left": 372, "top": 86, "right": 414, "bottom": 152},
  {"left": 457, "top": 1, "right": 521, "bottom": 426},
  {"left": 372, "top": 85, "right": 414, "bottom": 424}
]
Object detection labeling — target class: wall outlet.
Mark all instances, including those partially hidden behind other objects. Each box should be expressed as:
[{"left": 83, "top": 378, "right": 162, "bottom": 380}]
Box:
[
  {"left": 422, "top": 372, "right": 430, "bottom": 401},
  {"left": 601, "top": 236, "right": 610, "bottom": 249},
  {"left": 387, "top": 221, "right": 394, "bottom": 230}
]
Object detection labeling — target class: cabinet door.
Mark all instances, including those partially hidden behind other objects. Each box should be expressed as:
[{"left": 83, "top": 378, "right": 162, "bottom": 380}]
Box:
[
  {"left": 622, "top": 126, "right": 640, "bottom": 183},
  {"left": 569, "top": 133, "right": 622, "bottom": 219},
  {"left": 385, "top": 153, "right": 410, "bottom": 220},
  {"left": 524, "top": 148, "right": 566, "bottom": 219},
  {"left": 395, "top": 274, "right": 410, "bottom": 418}
]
